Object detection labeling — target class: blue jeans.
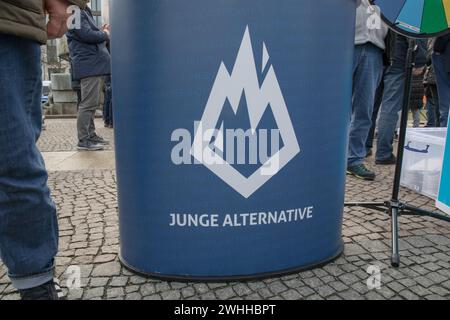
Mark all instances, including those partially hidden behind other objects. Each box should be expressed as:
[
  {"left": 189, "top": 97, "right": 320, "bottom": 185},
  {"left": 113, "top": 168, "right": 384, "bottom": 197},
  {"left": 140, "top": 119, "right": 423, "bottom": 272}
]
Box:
[
  {"left": 348, "top": 44, "right": 383, "bottom": 167},
  {"left": 375, "top": 66, "right": 405, "bottom": 161},
  {"left": 425, "top": 85, "right": 440, "bottom": 127},
  {"left": 366, "top": 68, "right": 386, "bottom": 151},
  {"left": 0, "top": 34, "right": 58, "bottom": 290},
  {"left": 376, "top": 38, "right": 429, "bottom": 160},
  {"left": 433, "top": 53, "right": 450, "bottom": 127}
]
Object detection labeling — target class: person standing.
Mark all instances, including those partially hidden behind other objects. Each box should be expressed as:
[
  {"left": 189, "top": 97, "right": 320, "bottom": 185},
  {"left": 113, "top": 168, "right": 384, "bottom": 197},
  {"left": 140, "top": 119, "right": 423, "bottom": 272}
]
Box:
[
  {"left": 67, "top": 3, "right": 111, "bottom": 151},
  {"left": 432, "top": 34, "right": 450, "bottom": 127},
  {"left": 366, "top": 31, "right": 395, "bottom": 157},
  {"left": 0, "top": 0, "right": 87, "bottom": 300},
  {"left": 375, "top": 35, "right": 428, "bottom": 165},
  {"left": 347, "top": 0, "right": 388, "bottom": 180}
]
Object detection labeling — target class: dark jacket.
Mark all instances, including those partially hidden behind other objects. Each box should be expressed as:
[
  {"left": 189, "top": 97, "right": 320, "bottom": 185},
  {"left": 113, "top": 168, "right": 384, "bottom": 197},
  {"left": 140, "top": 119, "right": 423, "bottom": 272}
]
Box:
[
  {"left": 434, "top": 34, "right": 450, "bottom": 74},
  {"left": 0, "top": 0, "right": 87, "bottom": 44},
  {"left": 389, "top": 34, "right": 428, "bottom": 69},
  {"left": 66, "top": 8, "right": 111, "bottom": 80},
  {"left": 383, "top": 31, "right": 395, "bottom": 66},
  {"left": 410, "top": 69, "right": 425, "bottom": 110},
  {"left": 424, "top": 39, "right": 437, "bottom": 86}
]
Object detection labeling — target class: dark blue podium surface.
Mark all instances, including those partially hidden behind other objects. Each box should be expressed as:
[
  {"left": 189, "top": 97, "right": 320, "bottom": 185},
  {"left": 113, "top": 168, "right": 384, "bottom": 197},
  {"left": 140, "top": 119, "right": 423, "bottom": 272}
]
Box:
[{"left": 110, "top": 0, "right": 357, "bottom": 280}]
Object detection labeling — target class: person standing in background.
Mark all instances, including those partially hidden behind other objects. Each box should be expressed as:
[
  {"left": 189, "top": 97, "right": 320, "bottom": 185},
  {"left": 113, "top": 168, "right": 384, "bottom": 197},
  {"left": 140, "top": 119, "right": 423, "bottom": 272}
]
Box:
[
  {"left": 0, "top": 0, "right": 87, "bottom": 300},
  {"left": 365, "top": 31, "right": 395, "bottom": 158},
  {"left": 66, "top": 2, "right": 111, "bottom": 151},
  {"left": 375, "top": 35, "right": 428, "bottom": 165},
  {"left": 433, "top": 34, "right": 450, "bottom": 127},
  {"left": 347, "top": 0, "right": 388, "bottom": 181}
]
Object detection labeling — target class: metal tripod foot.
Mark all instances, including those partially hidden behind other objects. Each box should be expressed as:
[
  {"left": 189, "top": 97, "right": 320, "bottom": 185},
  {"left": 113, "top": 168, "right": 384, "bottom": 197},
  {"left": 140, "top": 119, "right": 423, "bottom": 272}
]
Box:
[{"left": 390, "top": 204, "right": 400, "bottom": 268}]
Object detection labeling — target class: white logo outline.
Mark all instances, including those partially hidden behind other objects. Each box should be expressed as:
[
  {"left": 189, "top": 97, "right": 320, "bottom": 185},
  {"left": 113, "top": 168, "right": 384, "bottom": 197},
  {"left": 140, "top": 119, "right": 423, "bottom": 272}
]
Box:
[{"left": 191, "top": 26, "right": 300, "bottom": 198}]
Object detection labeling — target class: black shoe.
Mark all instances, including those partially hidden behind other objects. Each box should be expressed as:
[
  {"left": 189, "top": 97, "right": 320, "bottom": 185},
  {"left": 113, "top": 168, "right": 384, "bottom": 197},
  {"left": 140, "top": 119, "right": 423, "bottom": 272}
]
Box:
[
  {"left": 90, "top": 134, "right": 110, "bottom": 145},
  {"left": 366, "top": 149, "right": 373, "bottom": 158},
  {"left": 19, "top": 280, "right": 64, "bottom": 300},
  {"left": 376, "top": 154, "right": 397, "bottom": 165},
  {"left": 77, "top": 140, "right": 104, "bottom": 151},
  {"left": 347, "top": 164, "right": 376, "bottom": 181}
]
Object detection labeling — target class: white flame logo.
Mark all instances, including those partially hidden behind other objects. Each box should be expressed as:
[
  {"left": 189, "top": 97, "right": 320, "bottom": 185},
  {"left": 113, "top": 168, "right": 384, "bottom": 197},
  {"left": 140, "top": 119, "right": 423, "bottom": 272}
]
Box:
[{"left": 191, "top": 26, "right": 300, "bottom": 198}]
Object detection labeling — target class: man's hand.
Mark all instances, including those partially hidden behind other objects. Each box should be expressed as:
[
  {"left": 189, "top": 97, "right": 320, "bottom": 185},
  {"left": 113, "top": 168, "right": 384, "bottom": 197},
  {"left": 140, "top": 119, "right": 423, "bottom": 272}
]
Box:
[
  {"left": 45, "top": 0, "right": 72, "bottom": 39},
  {"left": 102, "top": 24, "right": 111, "bottom": 37}
]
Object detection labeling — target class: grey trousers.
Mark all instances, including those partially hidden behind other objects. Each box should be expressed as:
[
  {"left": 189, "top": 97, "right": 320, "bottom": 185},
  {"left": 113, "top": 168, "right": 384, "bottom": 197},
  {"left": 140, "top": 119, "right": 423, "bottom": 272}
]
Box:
[{"left": 77, "top": 76, "right": 101, "bottom": 142}]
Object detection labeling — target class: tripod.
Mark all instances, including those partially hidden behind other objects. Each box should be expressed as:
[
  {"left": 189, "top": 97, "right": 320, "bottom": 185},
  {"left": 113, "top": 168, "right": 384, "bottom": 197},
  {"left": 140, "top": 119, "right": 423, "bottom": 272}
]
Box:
[{"left": 346, "top": 38, "right": 450, "bottom": 267}]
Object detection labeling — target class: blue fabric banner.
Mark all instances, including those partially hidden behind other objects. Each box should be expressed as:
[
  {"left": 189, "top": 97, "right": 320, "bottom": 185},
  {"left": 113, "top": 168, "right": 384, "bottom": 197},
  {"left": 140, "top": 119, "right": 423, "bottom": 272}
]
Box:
[{"left": 437, "top": 128, "right": 450, "bottom": 215}]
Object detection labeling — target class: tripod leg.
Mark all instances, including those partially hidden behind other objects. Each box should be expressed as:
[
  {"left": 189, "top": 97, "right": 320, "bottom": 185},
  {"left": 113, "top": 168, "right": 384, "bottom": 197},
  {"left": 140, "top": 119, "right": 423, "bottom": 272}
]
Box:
[
  {"left": 391, "top": 206, "right": 400, "bottom": 267},
  {"left": 388, "top": 39, "right": 417, "bottom": 269}
]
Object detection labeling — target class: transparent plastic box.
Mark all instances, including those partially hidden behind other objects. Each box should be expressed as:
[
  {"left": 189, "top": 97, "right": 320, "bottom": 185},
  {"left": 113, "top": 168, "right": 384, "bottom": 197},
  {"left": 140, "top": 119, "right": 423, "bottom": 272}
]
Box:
[{"left": 401, "top": 128, "right": 447, "bottom": 199}]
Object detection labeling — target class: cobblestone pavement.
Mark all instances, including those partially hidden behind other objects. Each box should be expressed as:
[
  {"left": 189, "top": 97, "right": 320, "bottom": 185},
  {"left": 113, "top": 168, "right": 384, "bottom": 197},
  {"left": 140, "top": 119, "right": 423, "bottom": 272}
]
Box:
[
  {"left": 1, "top": 119, "right": 449, "bottom": 300},
  {"left": 38, "top": 118, "right": 115, "bottom": 152}
]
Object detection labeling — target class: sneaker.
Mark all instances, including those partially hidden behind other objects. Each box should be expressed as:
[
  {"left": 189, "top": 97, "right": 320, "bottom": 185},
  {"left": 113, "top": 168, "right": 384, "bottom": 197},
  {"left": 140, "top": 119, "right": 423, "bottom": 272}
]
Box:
[
  {"left": 347, "top": 164, "right": 376, "bottom": 181},
  {"left": 90, "top": 134, "right": 109, "bottom": 145},
  {"left": 77, "top": 140, "right": 104, "bottom": 151},
  {"left": 376, "top": 154, "right": 397, "bottom": 165},
  {"left": 19, "top": 279, "right": 64, "bottom": 300}
]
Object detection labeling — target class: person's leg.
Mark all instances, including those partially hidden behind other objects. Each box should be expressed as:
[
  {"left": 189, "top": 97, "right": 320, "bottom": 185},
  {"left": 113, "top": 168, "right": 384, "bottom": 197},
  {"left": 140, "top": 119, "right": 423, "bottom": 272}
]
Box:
[
  {"left": 103, "top": 76, "right": 112, "bottom": 126},
  {"left": 76, "top": 89, "right": 81, "bottom": 108},
  {"left": 412, "top": 107, "right": 421, "bottom": 128},
  {"left": 433, "top": 54, "right": 450, "bottom": 127},
  {"left": 376, "top": 66, "right": 405, "bottom": 162},
  {"left": 77, "top": 76, "right": 101, "bottom": 142},
  {"left": 431, "top": 85, "right": 441, "bottom": 127},
  {"left": 0, "top": 34, "right": 58, "bottom": 290},
  {"left": 366, "top": 72, "right": 384, "bottom": 152},
  {"left": 366, "top": 73, "right": 384, "bottom": 152},
  {"left": 108, "top": 76, "right": 114, "bottom": 127},
  {"left": 425, "top": 86, "right": 438, "bottom": 127},
  {"left": 348, "top": 44, "right": 383, "bottom": 169},
  {"left": 89, "top": 77, "right": 102, "bottom": 139},
  {"left": 108, "top": 97, "right": 113, "bottom": 127},
  {"left": 102, "top": 87, "right": 108, "bottom": 125}
]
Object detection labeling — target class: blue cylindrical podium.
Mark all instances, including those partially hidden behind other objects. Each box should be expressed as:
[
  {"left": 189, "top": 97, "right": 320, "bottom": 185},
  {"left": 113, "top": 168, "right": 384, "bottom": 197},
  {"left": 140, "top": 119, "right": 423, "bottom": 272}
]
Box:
[{"left": 111, "top": 0, "right": 357, "bottom": 280}]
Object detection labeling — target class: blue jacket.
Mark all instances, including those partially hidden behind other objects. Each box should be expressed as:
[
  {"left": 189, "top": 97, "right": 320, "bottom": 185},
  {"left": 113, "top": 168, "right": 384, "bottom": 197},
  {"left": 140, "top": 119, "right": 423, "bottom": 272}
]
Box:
[{"left": 66, "top": 8, "right": 111, "bottom": 80}]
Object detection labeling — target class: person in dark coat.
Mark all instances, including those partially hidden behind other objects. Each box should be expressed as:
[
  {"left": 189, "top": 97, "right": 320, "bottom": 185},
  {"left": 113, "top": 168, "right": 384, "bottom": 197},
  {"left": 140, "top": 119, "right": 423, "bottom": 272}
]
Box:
[
  {"left": 66, "top": 4, "right": 111, "bottom": 150},
  {"left": 432, "top": 34, "right": 450, "bottom": 127}
]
